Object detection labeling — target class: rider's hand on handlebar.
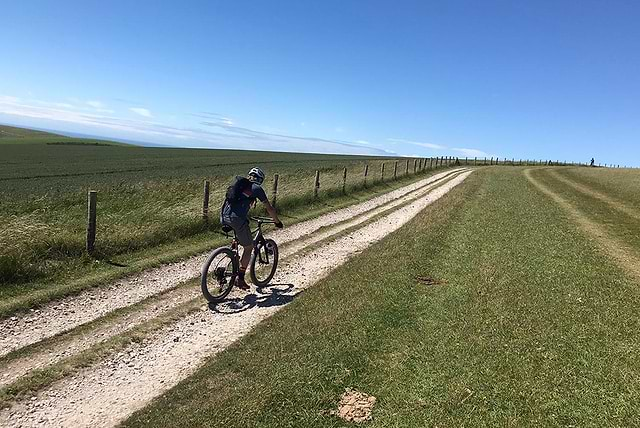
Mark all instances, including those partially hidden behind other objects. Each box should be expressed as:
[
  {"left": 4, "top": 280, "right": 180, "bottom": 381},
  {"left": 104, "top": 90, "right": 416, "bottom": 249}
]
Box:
[{"left": 275, "top": 221, "right": 284, "bottom": 229}]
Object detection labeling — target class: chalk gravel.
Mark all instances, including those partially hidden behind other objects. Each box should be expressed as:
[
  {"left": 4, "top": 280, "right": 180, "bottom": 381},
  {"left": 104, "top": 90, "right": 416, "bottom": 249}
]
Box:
[
  {"left": 0, "top": 170, "right": 471, "bottom": 428},
  {"left": 0, "top": 168, "right": 464, "bottom": 391},
  {"left": 0, "top": 168, "right": 465, "bottom": 357}
]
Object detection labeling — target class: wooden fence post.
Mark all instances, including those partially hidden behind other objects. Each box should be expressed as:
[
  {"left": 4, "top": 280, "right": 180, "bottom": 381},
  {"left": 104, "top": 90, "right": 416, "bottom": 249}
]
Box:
[
  {"left": 429, "top": 158, "right": 433, "bottom": 169},
  {"left": 202, "top": 180, "right": 210, "bottom": 222},
  {"left": 413, "top": 159, "right": 417, "bottom": 173},
  {"left": 381, "top": 162, "right": 385, "bottom": 181},
  {"left": 271, "top": 174, "right": 279, "bottom": 208},
  {"left": 314, "top": 170, "right": 320, "bottom": 198},
  {"left": 342, "top": 167, "right": 347, "bottom": 194},
  {"left": 405, "top": 159, "right": 410, "bottom": 175},
  {"left": 86, "top": 190, "right": 97, "bottom": 254},
  {"left": 418, "top": 159, "right": 423, "bottom": 171},
  {"left": 484, "top": 157, "right": 487, "bottom": 165},
  {"left": 474, "top": 157, "right": 477, "bottom": 166},
  {"left": 364, "top": 164, "right": 369, "bottom": 186},
  {"left": 490, "top": 157, "right": 494, "bottom": 165},
  {"left": 394, "top": 161, "right": 398, "bottom": 179}
]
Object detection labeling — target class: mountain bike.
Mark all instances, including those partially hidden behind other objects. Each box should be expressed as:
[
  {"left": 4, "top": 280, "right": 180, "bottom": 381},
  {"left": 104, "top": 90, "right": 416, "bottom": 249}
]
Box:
[{"left": 201, "top": 216, "right": 279, "bottom": 303}]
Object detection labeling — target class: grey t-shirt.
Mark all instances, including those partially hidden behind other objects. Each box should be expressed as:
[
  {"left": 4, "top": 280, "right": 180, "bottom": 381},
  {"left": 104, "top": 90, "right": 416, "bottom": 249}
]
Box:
[{"left": 221, "top": 182, "right": 267, "bottom": 220}]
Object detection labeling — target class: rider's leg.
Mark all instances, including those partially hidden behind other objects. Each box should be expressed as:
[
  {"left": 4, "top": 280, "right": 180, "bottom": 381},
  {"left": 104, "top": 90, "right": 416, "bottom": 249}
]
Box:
[
  {"left": 240, "top": 243, "right": 253, "bottom": 271},
  {"left": 230, "top": 218, "right": 253, "bottom": 289}
]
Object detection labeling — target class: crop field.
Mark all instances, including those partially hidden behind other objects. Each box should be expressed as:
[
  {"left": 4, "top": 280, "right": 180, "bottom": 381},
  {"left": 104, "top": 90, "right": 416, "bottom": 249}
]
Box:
[
  {"left": 122, "top": 166, "right": 640, "bottom": 427},
  {"left": 0, "top": 125, "right": 447, "bottom": 311}
]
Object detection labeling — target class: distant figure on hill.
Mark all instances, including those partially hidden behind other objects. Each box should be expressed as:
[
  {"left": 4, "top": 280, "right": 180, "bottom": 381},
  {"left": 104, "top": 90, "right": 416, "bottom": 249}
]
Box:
[{"left": 590, "top": 158, "right": 595, "bottom": 167}]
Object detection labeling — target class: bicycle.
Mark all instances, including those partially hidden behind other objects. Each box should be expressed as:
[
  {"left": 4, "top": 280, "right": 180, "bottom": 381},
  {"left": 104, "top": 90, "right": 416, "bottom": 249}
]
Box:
[{"left": 201, "top": 216, "right": 280, "bottom": 303}]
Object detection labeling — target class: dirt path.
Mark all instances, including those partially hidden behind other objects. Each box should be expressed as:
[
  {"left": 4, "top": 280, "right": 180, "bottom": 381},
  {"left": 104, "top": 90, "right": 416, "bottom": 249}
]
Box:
[
  {"left": 525, "top": 169, "right": 640, "bottom": 281},
  {"left": 0, "top": 168, "right": 466, "bottom": 359},
  {"left": 547, "top": 169, "right": 640, "bottom": 220},
  {"left": 0, "top": 168, "right": 467, "bottom": 389},
  {"left": 0, "top": 171, "right": 472, "bottom": 427}
]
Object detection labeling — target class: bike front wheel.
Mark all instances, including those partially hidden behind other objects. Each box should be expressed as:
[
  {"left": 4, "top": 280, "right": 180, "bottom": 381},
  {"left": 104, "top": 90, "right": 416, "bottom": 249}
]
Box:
[
  {"left": 249, "top": 239, "right": 279, "bottom": 287},
  {"left": 201, "top": 247, "right": 238, "bottom": 303}
]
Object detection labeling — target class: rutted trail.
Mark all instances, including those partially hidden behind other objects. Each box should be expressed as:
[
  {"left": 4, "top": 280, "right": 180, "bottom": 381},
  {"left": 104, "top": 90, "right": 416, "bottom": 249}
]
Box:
[
  {"left": 525, "top": 169, "right": 640, "bottom": 281},
  {"left": 0, "top": 168, "right": 466, "bottom": 358},
  {"left": 0, "top": 170, "right": 471, "bottom": 428},
  {"left": 0, "top": 168, "right": 467, "bottom": 389},
  {"left": 547, "top": 169, "right": 640, "bottom": 221}
]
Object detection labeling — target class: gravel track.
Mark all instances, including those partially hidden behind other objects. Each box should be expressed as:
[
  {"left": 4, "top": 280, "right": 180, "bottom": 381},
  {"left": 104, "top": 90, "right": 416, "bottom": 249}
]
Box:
[
  {"left": 0, "top": 170, "right": 472, "bottom": 428},
  {"left": 0, "top": 168, "right": 465, "bottom": 389},
  {"left": 0, "top": 168, "right": 465, "bottom": 358}
]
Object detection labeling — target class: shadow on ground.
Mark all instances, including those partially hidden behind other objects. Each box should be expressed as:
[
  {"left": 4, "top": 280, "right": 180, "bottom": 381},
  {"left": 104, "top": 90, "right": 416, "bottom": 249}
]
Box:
[{"left": 208, "top": 283, "right": 300, "bottom": 314}]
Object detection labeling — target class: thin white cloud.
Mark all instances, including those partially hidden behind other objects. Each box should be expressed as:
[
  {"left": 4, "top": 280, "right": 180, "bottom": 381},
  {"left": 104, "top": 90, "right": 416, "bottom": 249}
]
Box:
[
  {"left": 452, "top": 147, "right": 489, "bottom": 157},
  {"left": 388, "top": 138, "right": 446, "bottom": 150},
  {"left": 129, "top": 107, "right": 152, "bottom": 118},
  {"left": 0, "top": 95, "right": 21, "bottom": 103},
  {"left": 86, "top": 100, "right": 105, "bottom": 109},
  {"left": 0, "top": 96, "right": 395, "bottom": 156}
]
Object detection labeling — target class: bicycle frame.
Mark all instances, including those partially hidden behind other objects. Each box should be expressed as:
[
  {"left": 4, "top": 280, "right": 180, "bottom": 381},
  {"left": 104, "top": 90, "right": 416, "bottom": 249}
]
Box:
[
  {"left": 227, "top": 217, "right": 273, "bottom": 264},
  {"left": 251, "top": 218, "right": 273, "bottom": 264}
]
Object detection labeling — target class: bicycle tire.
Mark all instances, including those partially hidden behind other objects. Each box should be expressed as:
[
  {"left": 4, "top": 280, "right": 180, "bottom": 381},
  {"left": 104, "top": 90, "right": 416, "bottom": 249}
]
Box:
[
  {"left": 201, "top": 247, "right": 238, "bottom": 303},
  {"left": 249, "top": 239, "right": 279, "bottom": 287}
]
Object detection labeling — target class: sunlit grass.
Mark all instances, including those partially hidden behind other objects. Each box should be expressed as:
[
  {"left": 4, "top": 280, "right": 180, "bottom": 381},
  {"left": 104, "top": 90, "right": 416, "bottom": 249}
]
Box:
[{"left": 123, "top": 167, "right": 640, "bottom": 427}]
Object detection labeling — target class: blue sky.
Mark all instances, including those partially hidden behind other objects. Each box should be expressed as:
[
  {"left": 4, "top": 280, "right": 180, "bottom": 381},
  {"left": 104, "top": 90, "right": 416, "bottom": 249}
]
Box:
[{"left": 1, "top": 1, "right": 639, "bottom": 164}]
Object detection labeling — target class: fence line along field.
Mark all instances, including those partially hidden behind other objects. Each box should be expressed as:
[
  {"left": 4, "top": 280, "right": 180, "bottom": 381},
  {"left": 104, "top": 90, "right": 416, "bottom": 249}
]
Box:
[
  {"left": 1, "top": 125, "right": 461, "bottom": 300},
  {"left": 0, "top": 124, "right": 609, "bottom": 307}
]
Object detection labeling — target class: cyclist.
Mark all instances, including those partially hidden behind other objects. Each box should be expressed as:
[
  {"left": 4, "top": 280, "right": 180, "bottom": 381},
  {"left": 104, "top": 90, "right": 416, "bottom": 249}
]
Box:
[{"left": 220, "top": 167, "right": 283, "bottom": 290}]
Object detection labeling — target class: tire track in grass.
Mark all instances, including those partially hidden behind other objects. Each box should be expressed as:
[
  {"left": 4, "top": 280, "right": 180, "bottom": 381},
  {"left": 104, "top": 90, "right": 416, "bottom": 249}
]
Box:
[
  {"left": 0, "top": 169, "right": 468, "bottom": 392},
  {"left": 548, "top": 169, "right": 640, "bottom": 221},
  {"left": 525, "top": 169, "right": 640, "bottom": 281},
  {"left": 0, "top": 172, "right": 472, "bottom": 428}
]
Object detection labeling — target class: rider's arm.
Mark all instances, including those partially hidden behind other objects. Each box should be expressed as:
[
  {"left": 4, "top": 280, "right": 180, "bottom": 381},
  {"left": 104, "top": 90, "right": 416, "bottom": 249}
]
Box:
[{"left": 262, "top": 200, "right": 282, "bottom": 226}]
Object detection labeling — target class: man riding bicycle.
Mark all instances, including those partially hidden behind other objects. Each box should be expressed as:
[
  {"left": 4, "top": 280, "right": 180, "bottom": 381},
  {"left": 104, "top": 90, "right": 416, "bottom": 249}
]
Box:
[{"left": 220, "top": 167, "right": 283, "bottom": 290}]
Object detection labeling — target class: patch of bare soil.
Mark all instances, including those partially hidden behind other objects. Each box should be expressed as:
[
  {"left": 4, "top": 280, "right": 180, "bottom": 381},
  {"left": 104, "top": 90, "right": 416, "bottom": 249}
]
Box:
[
  {"left": 332, "top": 388, "right": 377, "bottom": 423},
  {"left": 416, "top": 276, "right": 447, "bottom": 285}
]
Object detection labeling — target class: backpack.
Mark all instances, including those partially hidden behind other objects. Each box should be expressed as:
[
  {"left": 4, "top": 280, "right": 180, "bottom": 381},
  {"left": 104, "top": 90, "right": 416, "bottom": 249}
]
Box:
[{"left": 225, "top": 176, "right": 253, "bottom": 202}]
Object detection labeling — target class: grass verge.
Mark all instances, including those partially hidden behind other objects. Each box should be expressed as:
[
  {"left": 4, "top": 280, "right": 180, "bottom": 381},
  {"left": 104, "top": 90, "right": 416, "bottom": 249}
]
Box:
[{"left": 123, "top": 167, "right": 640, "bottom": 427}]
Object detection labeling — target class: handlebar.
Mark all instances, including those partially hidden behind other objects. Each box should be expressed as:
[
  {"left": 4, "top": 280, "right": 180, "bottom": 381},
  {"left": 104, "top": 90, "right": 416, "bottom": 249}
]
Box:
[{"left": 251, "top": 216, "right": 276, "bottom": 223}]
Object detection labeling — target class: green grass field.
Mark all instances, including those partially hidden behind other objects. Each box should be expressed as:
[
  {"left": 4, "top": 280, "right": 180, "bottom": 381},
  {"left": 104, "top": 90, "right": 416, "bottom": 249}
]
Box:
[
  {"left": 0, "top": 125, "right": 445, "bottom": 313},
  {"left": 122, "top": 166, "right": 640, "bottom": 427}
]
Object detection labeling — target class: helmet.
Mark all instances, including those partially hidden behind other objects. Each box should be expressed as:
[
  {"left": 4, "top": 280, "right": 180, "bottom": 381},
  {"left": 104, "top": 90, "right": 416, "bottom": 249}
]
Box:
[{"left": 248, "top": 167, "right": 265, "bottom": 184}]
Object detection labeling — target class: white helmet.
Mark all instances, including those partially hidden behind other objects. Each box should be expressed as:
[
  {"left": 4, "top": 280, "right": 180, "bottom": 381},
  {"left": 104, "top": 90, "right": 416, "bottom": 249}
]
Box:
[{"left": 248, "top": 167, "right": 265, "bottom": 184}]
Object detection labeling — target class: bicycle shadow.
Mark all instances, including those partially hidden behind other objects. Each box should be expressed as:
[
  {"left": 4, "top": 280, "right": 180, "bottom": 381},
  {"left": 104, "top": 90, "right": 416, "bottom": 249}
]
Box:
[{"left": 209, "top": 283, "right": 300, "bottom": 314}]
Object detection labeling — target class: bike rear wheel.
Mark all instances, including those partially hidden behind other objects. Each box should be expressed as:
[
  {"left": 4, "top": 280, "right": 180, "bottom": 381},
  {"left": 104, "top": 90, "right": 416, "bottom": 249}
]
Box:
[
  {"left": 201, "top": 247, "right": 238, "bottom": 303},
  {"left": 249, "top": 239, "right": 279, "bottom": 287}
]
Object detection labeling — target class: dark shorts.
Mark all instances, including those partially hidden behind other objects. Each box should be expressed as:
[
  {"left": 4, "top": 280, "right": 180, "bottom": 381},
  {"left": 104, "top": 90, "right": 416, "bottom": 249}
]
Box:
[{"left": 223, "top": 216, "right": 252, "bottom": 246}]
